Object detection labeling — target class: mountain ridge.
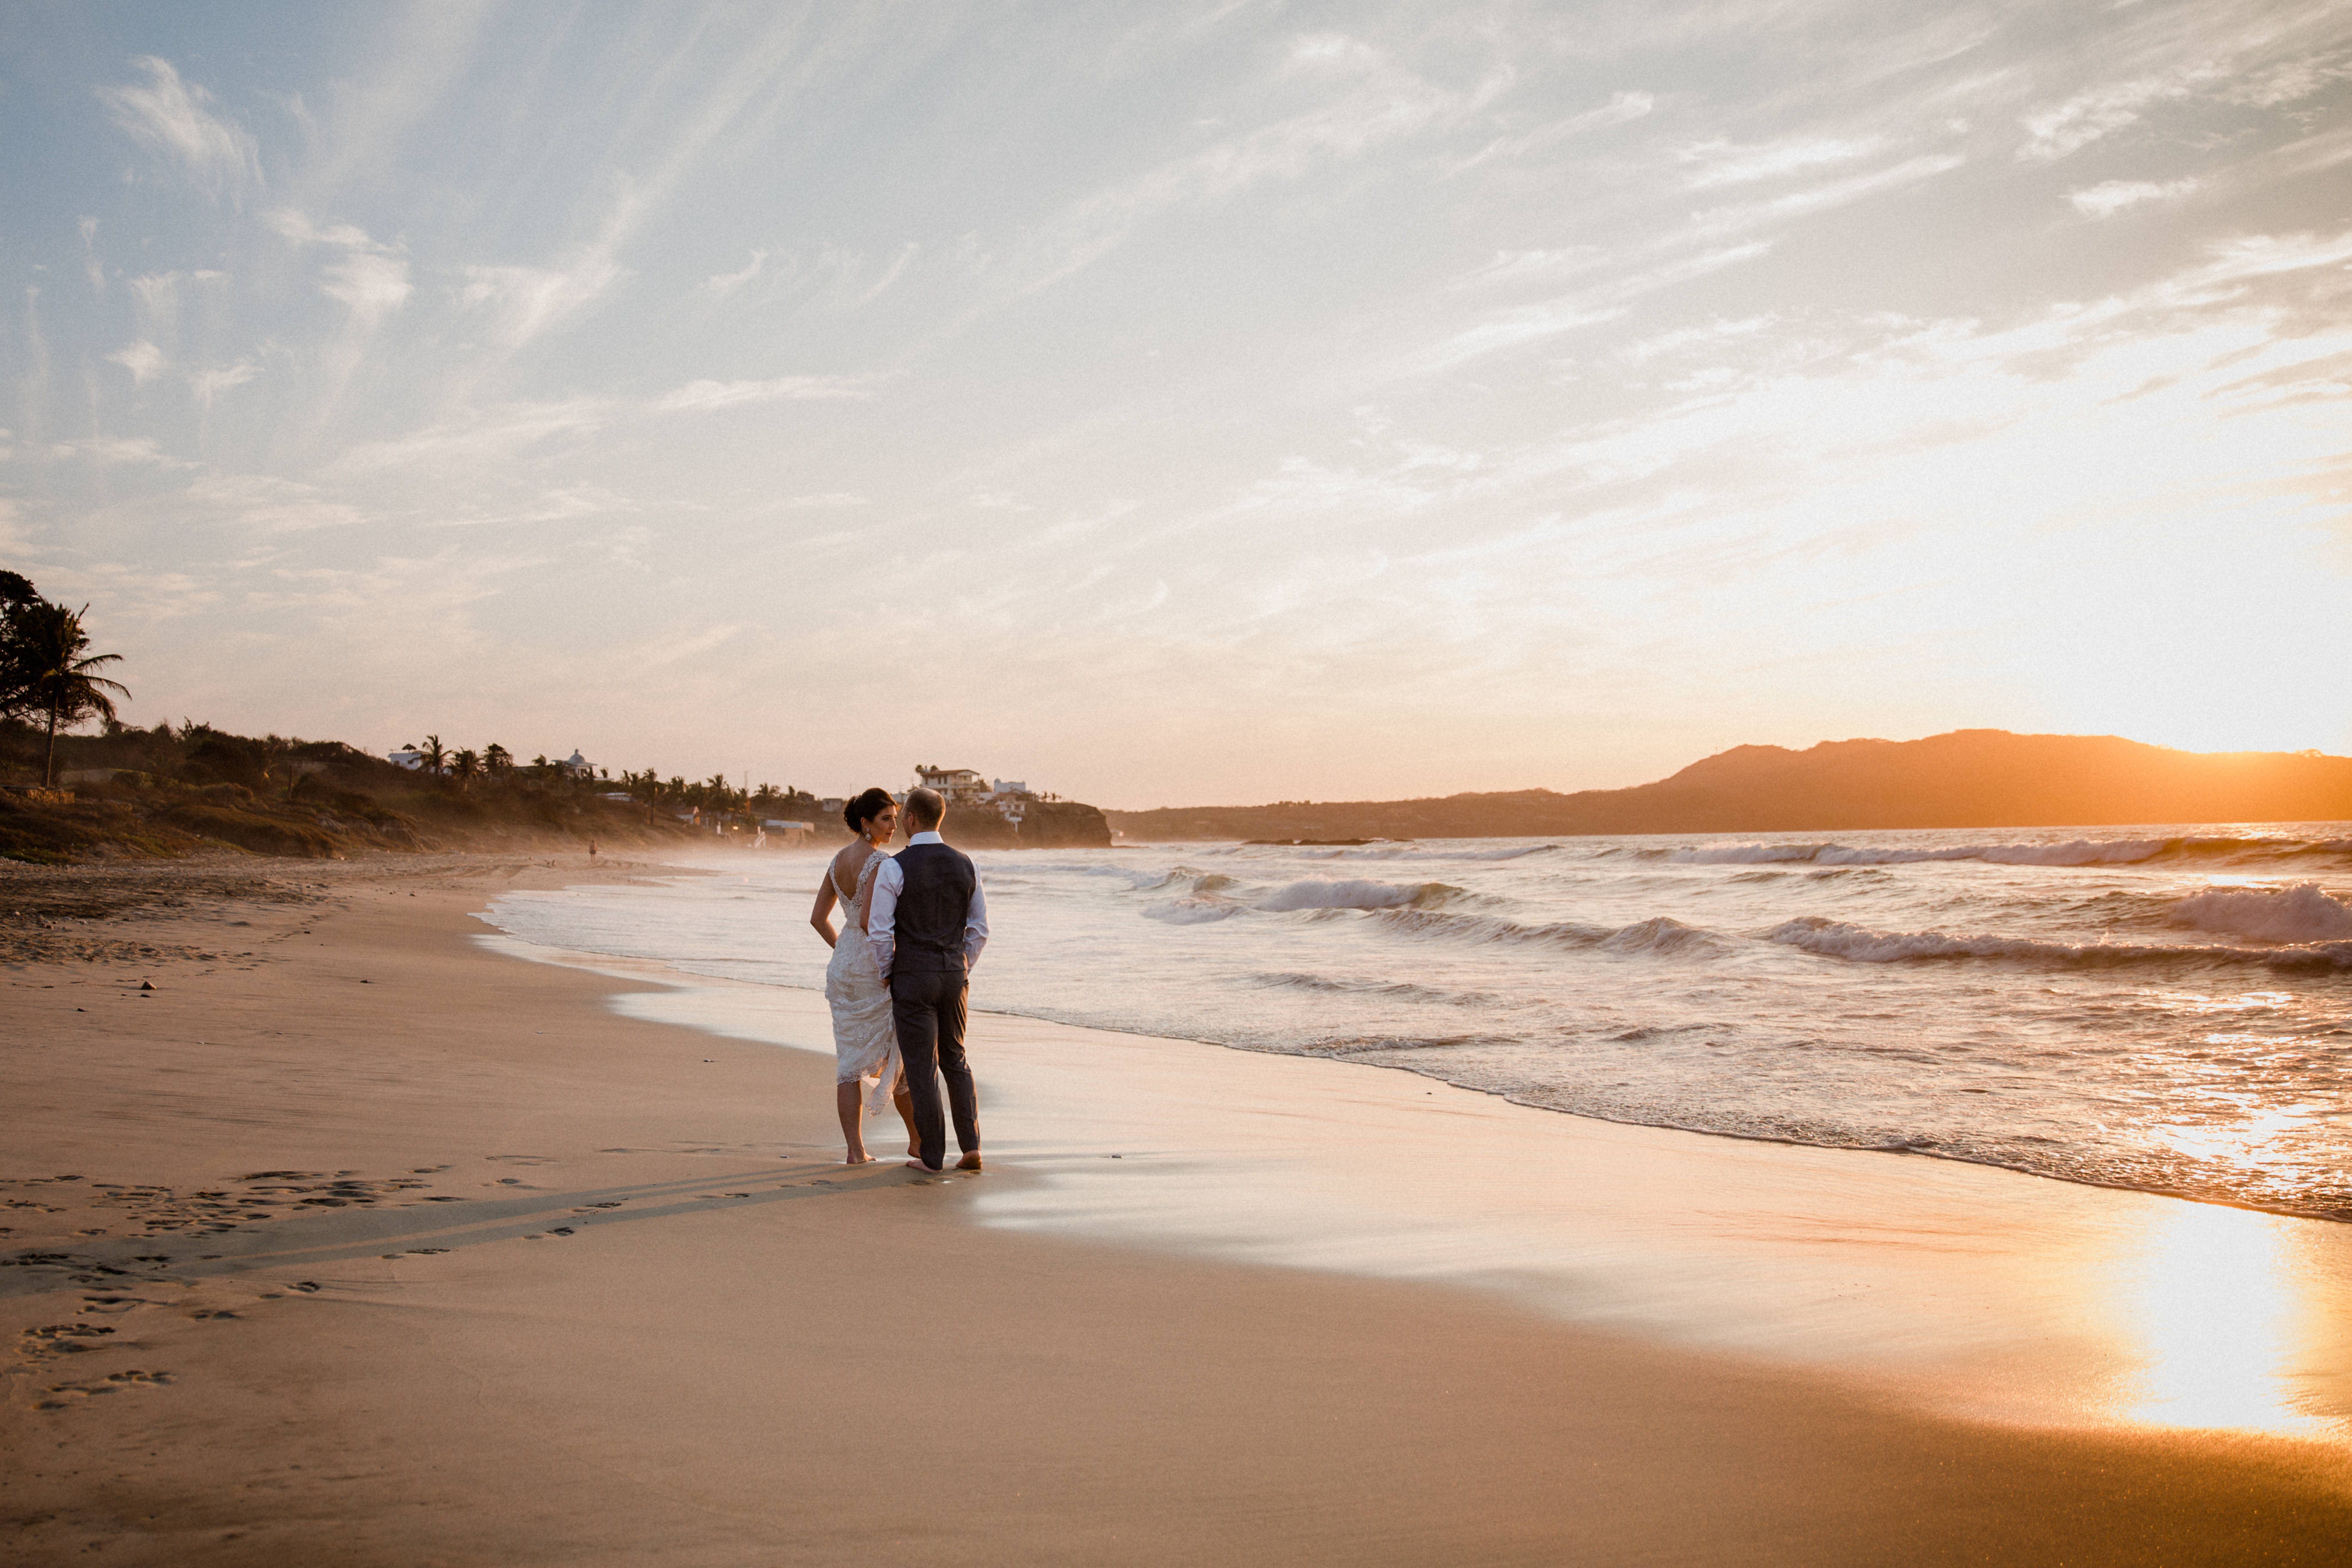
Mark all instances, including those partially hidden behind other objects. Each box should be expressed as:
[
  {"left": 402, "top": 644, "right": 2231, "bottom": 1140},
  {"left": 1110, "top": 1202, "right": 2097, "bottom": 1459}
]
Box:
[{"left": 1104, "top": 730, "right": 2352, "bottom": 841}]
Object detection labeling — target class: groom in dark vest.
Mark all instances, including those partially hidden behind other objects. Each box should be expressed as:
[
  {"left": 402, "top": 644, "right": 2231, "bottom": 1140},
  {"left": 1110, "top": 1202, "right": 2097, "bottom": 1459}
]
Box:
[{"left": 865, "top": 786, "right": 989, "bottom": 1173}]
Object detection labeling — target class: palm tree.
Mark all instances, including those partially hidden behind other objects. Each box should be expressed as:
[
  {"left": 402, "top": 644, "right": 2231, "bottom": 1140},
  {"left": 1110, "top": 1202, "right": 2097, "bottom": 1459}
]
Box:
[
  {"left": 450, "top": 749, "right": 481, "bottom": 791},
  {"left": 7, "top": 601, "right": 131, "bottom": 788},
  {"left": 416, "top": 734, "right": 449, "bottom": 776},
  {"left": 483, "top": 743, "right": 512, "bottom": 777}
]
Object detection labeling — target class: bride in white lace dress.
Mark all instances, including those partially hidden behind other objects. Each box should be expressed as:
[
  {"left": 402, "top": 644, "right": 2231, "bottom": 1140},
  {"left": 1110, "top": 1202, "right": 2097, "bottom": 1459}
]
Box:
[{"left": 809, "top": 787, "right": 917, "bottom": 1163}]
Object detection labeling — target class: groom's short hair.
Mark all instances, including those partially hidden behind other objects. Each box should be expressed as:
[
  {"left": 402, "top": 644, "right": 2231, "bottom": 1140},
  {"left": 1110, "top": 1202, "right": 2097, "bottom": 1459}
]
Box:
[{"left": 904, "top": 787, "right": 945, "bottom": 830}]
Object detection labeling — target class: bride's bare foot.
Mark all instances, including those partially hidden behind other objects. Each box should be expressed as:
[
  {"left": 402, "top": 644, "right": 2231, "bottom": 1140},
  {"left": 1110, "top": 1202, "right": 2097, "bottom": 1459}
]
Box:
[
  {"left": 843, "top": 1148, "right": 873, "bottom": 1164},
  {"left": 956, "top": 1152, "right": 983, "bottom": 1171}
]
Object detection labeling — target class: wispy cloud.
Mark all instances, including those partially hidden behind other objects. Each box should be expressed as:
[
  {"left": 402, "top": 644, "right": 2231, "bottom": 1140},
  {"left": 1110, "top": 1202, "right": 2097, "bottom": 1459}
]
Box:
[
  {"left": 127, "top": 273, "right": 181, "bottom": 345},
  {"left": 78, "top": 217, "right": 103, "bottom": 297},
  {"left": 189, "top": 361, "right": 262, "bottom": 407},
  {"left": 49, "top": 436, "right": 189, "bottom": 468},
  {"left": 185, "top": 473, "right": 366, "bottom": 533},
  {"left": 998, "top": 34, "right": 1501, "bottom": 305},
  {"left": 853, "top": 242, "right": 920, "bottom": 307},
  {"left": 1680, "top": 135, "right": 1883, "bottom": 188},
  {"left": 1691, "top": 155, "right": 1965, "bottom": 238},
  {"left": 2018, "top": 75, "right": 2197, "bottom": 163},
  {"left": 1447, "top": 90, "right": 1654, "bottom": 174},
  {"left": 462, "top": 258, "right": 624, "bottom": 348},
  {"left": 1447, "top": 249, "right": 1599, "bottom": 292},
  {"left": 327, "top": 401, "right": 608, "bottom": 473},
  {"left": 267, "top": 210, "right": 412, "bottom": 330},
  {"left": 706, "top": 249, "right": 767, "bottom": 297},
  {"left": 1414, "top": 242, "right": 1773, "bottom": 375},
  {"left": 2071, "top": 178, "right": 2199, "bottom": 219},
  {"left": 652, "top": 375, "right": 875, "bottom": 413},
  {"left": 322, "top": 252, "right": 412, "bottom": 330},
  {"left": 107, "top": 340, "right": 166, "bottom": 385},
  {"left": 96, "top": 57, "right": 262, "bottom": 199}
]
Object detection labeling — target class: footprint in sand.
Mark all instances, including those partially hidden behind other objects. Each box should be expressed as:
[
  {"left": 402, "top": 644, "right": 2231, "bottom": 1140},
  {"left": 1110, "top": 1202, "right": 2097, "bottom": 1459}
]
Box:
[
  {"left": 20, "top": 1324, "right": 116, "bottom": 1360},
  {"left": 37, "top": 1369, "right": 173, "bottom": 1408}
]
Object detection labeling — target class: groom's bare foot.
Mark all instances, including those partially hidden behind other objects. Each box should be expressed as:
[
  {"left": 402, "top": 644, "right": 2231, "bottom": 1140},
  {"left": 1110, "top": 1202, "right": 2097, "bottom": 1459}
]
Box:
[
  {"left": 956, "top": 1152, "right": 983, "bottom": 1171},
  {"left": 904, "top": 1159, "right": 942, "bottom": 1173}
]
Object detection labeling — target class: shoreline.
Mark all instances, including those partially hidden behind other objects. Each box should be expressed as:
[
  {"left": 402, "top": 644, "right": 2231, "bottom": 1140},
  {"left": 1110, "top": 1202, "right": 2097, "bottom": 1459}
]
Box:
[
  {"left": 489, "top": 834, "right": 2352, "bottom": 1232},
  {"left": 478, "top": 921, "right": 2352, "bottom": 1438},
  {"left": 6, "top": 852, "right": 2352, "bottom": 1564}
]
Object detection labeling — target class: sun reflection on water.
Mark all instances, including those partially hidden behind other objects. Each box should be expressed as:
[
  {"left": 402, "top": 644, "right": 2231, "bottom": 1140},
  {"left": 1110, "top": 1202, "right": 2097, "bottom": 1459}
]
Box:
[{"left": 2116, "top": 1200, "right": 2336, "bottom": 1438}]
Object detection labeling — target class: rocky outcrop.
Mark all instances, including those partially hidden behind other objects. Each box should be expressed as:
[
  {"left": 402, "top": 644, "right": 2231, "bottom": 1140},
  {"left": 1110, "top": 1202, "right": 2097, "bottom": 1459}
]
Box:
[{"left": 941, "top": 799, "right": 1112, "bottom": 849}]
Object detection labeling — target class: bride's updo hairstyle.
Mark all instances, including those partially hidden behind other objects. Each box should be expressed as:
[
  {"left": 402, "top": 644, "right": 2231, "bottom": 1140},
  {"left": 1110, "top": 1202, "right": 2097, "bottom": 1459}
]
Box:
[{"left": 843, "top": 786, "right": 895, "bottom": 836}]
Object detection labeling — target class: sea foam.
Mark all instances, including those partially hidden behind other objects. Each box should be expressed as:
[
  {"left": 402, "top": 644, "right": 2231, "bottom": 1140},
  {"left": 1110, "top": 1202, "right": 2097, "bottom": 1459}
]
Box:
[
  {"left": 1768, "top": 916, "right": 2352, "bottom": 971},
  {"left": 1674, "top": 835, "right": 2349, "bottom": 868},
  {"left": 2171, "top": 882, "right": 2352, "bottom": 943},
  {"left": 1257, "top": 878, "right": 1457, "bottom": 913}
]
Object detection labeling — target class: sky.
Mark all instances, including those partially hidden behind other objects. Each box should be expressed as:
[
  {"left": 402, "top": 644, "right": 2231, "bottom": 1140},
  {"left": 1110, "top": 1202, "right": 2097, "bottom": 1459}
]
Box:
[{"left": 3, "top": 0, "right": 2348, "bottom": 809}]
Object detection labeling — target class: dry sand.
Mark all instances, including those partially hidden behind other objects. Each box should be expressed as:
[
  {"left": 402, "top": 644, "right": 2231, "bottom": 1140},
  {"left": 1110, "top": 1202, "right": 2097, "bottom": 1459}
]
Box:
[{"left": 4, "top": 854, "right": 2351, "bottom": 1566}]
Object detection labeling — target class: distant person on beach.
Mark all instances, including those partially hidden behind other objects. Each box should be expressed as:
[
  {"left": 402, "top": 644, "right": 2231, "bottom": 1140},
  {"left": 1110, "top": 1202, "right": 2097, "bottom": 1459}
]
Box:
[
  {"left": 809, "top": 787, "right": 918, "bottom": 1164},
  {"left": 867, "top": 786, "right": 988, "bottom": 1173}
]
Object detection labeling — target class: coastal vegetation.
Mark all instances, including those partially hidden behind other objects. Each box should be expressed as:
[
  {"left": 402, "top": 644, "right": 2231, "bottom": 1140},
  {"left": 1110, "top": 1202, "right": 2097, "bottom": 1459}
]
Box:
[
  {"left": 0, "top": 718, "right": 694, "bottom": 864},
  {"left": 0, "top": 569, "right": 1110, "bottom": 861},
  {"left": 0, "top": 572, "right": 131, "bottom": 789}
]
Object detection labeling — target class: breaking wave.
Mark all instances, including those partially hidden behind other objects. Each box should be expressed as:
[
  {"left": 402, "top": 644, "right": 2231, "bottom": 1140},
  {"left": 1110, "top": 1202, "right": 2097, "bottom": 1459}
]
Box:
[
  {"left": 1249, "top": 971, "right": 1500, "bottom": 1006},
  {"left": 1256, "top": 878, "right": 1460, "bottom": 913},
  {"left": 1768, "top": 916, "right": 2352, "bottom": 972},
  {"left": 2171, "top": 882, "right": 2352, "bottom": 944},
  {"left": 1373, "top": 907, "right": 1727, "bottom": 957},
  {"left": 1672, "top": 834, "right": 2352, "bottom": 868}
]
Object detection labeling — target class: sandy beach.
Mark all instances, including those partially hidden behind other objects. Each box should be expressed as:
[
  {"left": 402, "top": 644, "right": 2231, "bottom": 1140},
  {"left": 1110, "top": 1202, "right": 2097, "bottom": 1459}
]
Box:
[{"left": 6, "top": 854, "right": 2352, "bottom": 1565}]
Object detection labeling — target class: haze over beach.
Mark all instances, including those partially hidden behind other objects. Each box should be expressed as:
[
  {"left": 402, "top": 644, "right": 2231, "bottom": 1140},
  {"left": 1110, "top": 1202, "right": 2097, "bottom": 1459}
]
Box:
[{"left": 7, "top": 4, "right": 2352, "bottom": 1565}]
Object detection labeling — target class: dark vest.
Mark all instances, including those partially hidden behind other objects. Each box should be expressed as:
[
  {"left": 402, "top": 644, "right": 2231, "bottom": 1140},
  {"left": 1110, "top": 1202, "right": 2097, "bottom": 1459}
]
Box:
[{"left": 893, "top": 841, "right": 977, "bottom": 973}]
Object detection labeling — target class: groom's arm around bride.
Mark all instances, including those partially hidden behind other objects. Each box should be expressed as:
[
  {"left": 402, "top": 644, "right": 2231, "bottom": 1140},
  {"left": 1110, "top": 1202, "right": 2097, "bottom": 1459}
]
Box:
[{"left": 867, "top": 786, "right": 989, "bottom": 1173}]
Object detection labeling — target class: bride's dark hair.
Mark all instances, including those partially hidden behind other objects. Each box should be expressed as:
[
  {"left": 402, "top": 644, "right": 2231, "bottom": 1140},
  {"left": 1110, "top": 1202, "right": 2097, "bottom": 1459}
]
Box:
[{"left": 843, "top": 786, "right": 895, "bottom": 836}]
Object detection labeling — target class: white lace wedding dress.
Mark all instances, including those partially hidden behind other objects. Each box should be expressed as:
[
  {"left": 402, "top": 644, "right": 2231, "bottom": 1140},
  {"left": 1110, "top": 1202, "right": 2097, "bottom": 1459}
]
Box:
[{"left": 824, "top": 850, "right": 901, "bottom": 1115}]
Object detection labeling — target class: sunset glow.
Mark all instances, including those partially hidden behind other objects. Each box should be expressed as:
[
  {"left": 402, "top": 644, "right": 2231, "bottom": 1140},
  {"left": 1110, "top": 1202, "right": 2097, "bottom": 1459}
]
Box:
[{"left": 3, "top": 2, "right": 2347, "bottom": 804}]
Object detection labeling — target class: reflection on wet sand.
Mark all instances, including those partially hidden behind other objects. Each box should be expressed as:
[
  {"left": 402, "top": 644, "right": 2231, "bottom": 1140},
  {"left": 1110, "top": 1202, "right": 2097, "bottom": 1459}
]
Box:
[
  {"left": 484, "top": 935, "right": 2352, "bottom": 1446},
  {"left": 2116, "top": 1200, "right": 2340, "bottom": 1437}
]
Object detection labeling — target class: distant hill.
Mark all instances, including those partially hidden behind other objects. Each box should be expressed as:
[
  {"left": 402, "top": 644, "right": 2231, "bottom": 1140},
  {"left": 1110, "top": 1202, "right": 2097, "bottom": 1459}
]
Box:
[{"left": 1104, "top": 730, "right": 2352, "bottom": 842}]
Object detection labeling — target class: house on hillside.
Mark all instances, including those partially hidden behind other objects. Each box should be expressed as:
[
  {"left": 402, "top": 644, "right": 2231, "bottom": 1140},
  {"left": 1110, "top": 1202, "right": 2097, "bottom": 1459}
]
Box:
[
  {"left": 914, "top": 764, "right": 1042, "bottom": 823},
  {"left": 915, "top": 764, "right": 991, "bottom": 804}
]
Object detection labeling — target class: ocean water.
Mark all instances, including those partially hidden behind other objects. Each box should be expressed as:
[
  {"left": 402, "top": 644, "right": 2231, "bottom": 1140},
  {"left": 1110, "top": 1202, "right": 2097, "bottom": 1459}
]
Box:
[{"left": 483, "top": 823, "right": 2352, "bottom": 1222}]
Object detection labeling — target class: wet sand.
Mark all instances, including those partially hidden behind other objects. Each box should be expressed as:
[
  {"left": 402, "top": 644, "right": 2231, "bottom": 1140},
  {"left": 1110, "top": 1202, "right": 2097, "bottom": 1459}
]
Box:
[{"left": 4, "top": 855, "right": 2351, "bottom": 1565}]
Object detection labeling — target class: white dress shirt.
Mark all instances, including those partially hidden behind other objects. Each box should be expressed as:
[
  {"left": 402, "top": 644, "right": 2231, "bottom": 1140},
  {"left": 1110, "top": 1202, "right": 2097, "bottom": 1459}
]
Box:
[{"left": 867, "top": 831, "right": 989, "bottom": 980}]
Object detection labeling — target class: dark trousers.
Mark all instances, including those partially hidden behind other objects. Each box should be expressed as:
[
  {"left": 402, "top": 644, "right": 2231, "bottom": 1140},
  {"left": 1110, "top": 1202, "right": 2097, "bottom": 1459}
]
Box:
[{"left": 891, "top": 966, "right": 977, "bottom": 1170}]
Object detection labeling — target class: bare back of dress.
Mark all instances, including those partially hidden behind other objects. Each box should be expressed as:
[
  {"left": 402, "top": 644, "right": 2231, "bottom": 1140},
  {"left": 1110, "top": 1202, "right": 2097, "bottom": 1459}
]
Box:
[
  {"left": 825, "top": 843, "right": 899, "bottom": 1111},
  {"left": 832, "top": 845, "right": 887, "bottom": 935}
]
